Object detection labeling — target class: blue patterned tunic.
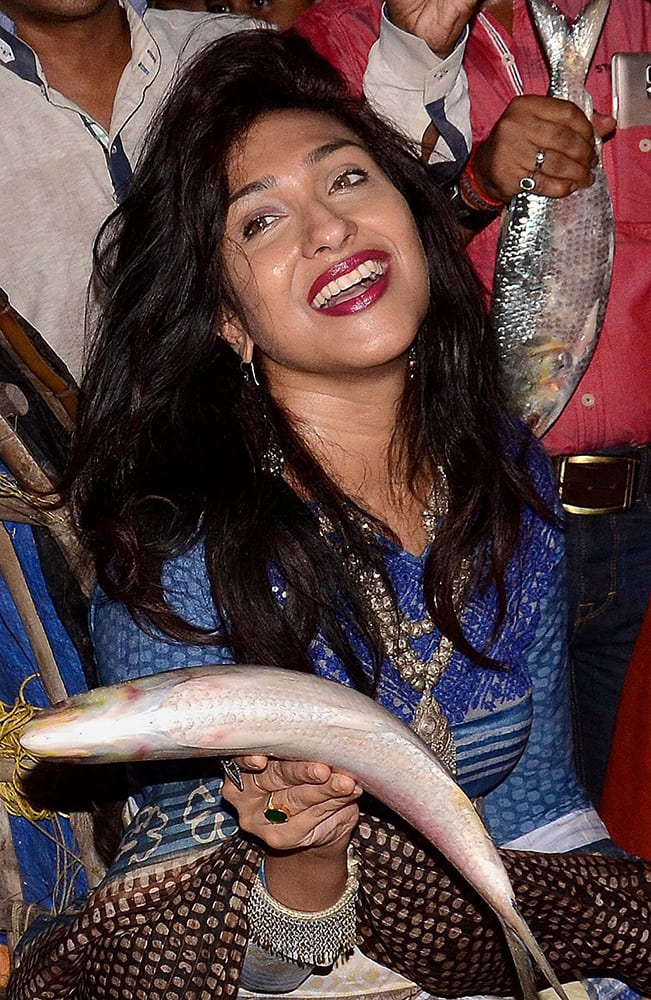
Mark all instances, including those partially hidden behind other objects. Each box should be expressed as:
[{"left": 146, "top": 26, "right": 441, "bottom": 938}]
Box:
[{"left": 91, "top": 443, "right": 606, "bottom": 859}]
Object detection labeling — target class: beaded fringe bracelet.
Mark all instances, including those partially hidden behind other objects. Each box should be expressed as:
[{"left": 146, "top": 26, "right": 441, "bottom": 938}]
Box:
[{"left": 247, "top": 849, "right": 360, "bottom": 968}]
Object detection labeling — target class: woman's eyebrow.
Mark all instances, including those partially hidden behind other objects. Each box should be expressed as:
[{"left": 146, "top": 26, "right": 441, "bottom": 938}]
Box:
[
  {"left": 229, "top": 140, "right": 366, "bottom": 206},
  {"left": 303, "top": 139, "right": 365, "bottom": 168},
  {"left": 230, "top": 176, "right": 276, "bottom": 206}
]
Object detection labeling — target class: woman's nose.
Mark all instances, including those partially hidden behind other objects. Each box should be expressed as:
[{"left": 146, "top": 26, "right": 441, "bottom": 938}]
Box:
[{"left": 302, "top": 202, "right": 357, "bottom": 257}]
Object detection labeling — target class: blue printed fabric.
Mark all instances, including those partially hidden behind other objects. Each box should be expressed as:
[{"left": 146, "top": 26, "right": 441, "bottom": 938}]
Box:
[
  {"left": 0, "top": 516, "right": 89, "bottom": 914},
  {"left": 92, "top": 441, "right": 601, "bottom": 862}
]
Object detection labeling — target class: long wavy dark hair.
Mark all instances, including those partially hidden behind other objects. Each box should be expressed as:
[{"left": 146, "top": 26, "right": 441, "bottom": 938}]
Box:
[{"left": 67, "top": 29, "right": 547, "bottom": 693}]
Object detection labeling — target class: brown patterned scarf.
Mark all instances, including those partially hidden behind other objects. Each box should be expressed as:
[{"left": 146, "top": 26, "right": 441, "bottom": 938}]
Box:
[{"left": 8, "top": 811, "right": 651, "bottom": 1000}]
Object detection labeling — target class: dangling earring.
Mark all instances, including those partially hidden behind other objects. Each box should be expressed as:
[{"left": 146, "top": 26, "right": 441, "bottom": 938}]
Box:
[
  {"left": 261, "top": 432, "right": 285, "bottom": 477},
  {"left": 240, "top": 358, "right": 260, "bottom": 387},
  {"left": 239, "top": 356, "right": 285, "bottom": 477},
  {"left": 408, "top": 344, "right": 417, "bottom": 380}
]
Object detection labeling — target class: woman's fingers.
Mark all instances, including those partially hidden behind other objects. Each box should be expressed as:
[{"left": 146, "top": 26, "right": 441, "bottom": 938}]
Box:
[
  {"left": 235, "top": 754, "right": 270, "bottom": 771},
  {"left": 252, "top": 792, "right": 362, "bottom": 851},
  {"left": 258, "top": 768, "right": 360, "bottom": 818},
  {"left": 238, "top": 757, "right": 336, "bottom": 791},
  {"left": 222, "top": 757, "right": 363, "bottom": 849}
]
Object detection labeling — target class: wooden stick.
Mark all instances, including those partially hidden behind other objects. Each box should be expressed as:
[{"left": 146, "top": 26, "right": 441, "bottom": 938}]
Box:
[
  {"left": 0, "top": 417, "right": 93, "bottom": 598},
  {"left": 0, "top": 305, "right": 77, "bottom": 423}
]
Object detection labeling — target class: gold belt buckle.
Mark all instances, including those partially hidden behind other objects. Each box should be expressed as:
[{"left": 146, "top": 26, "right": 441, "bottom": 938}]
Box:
[{"left": 556, "top": 454, "right": 639, "bottom": 515}]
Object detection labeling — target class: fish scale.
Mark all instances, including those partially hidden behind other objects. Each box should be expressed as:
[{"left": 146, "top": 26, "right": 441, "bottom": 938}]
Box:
[
  {"left": 492, "top": 0, "right": 614, "bottom": 437},
  {"left": 21, "top": 662, "right": 570, "bottom": 1000}
]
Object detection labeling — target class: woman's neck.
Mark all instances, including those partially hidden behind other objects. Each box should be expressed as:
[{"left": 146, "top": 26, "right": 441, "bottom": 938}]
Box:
[
  {"left": 269, "top": 365, "right": 430, "bottom": 555},
  {"left": 273, "top": 367, "right": 400, "bottom": 484}
]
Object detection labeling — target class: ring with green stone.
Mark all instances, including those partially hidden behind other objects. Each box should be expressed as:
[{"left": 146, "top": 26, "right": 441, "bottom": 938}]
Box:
[{"left": 263, "top": 793, "right": 290, "bottom": 824}]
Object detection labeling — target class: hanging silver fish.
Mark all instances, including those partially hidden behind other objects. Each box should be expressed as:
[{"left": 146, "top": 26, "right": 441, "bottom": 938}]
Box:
[{"left": 492, "top": 0, "right": 614, "bottom": 437}]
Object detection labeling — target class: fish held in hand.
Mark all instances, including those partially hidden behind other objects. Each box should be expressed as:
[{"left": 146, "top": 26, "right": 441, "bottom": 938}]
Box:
[
  {"left": 21, "top": 662, "right": 569, "bottom": 1000},
  {"left": 492, "top": 0, "right": 614, "bottom": 437}
]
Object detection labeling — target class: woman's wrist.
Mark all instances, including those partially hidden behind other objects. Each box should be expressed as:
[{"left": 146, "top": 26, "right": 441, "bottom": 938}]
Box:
[
  {"left": 264, "top": 838, "right": 350, "bottom": 911},
  {"left": 248, "top": 845, "right": 360, "bottom": 968}
]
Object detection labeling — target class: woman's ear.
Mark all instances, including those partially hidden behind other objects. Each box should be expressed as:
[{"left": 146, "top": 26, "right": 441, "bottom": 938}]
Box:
[{"left": 220, "top": 314, "right": 254, "bottom": 364}]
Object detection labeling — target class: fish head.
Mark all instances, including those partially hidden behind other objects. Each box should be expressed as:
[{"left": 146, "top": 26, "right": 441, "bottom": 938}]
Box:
[{"left": 19, "top": 672, "right": 192, "bottom": 764}]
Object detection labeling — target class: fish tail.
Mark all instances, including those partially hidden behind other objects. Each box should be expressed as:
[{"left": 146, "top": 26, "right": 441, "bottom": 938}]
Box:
[
  {"left": 567, "top": 0, "right": 610, "bottom": 73},
  {"left": 501, "top": 904, "right": 571, "bottom": 1000},
  {"left": 527, "top": 0, "right": 571, "bottom": 79},
  {"left": 528, "top": 0, "right": 610, "bottom": 107}
]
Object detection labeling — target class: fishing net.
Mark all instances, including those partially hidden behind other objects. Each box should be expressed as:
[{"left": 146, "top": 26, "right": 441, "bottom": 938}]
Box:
[{"left": 7, "top": 809, "right": 651, "bottom": 1000}]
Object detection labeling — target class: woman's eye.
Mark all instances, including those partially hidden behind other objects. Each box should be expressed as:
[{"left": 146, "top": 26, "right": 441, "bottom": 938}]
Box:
[
  {"left": 241, "top": 214, "right": 277, "bottom": 240},
  {"left": 330, "top": 168, "right": 368, "bottom": 193}
]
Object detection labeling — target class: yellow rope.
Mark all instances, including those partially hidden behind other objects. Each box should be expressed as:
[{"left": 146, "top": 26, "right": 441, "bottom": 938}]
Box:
[
  {"left": 0, "top": 475, "right": 67, "bottom": 523},
  {"left": 0, "top": 676, "right": 53, "bottom": 821}
]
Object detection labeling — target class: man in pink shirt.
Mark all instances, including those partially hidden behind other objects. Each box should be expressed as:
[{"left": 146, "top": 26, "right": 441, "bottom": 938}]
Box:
[{"left": 295, "top": 0, "right": 651, "bottom": 808}]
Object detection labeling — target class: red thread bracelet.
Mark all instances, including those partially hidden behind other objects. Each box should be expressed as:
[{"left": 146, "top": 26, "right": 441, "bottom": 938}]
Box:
[{"left": 460, "top": 146, "right": 503, "bottom": 211}]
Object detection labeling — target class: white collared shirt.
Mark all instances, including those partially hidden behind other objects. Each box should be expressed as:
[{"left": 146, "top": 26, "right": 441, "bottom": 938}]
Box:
[{"left": 0, "top": 2, "right": 252, "bottom": 379}]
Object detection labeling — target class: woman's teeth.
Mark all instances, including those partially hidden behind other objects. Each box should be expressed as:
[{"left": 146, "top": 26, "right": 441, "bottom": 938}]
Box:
[{"left": 311, "top": 259, "right": 385, "bottom": 309}]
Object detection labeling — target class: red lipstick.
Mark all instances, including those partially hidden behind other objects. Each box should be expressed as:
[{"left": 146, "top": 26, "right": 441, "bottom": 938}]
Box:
[{"left": 308, "top": 250, "right": 390, "bottom": 305}]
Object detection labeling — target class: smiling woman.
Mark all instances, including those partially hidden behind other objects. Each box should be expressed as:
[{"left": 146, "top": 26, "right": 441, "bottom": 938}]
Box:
[
  {"left": 221, "top": 110, "right": 429, "bottom": 385},
  {"left": 8, "top": 27, "right": 651, "bottom": 1000}
]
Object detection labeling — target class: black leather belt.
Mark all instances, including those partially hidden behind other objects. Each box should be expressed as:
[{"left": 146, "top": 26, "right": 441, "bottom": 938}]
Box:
[{"left": 554, "top": 449, "right": 650, "bottom": 515}]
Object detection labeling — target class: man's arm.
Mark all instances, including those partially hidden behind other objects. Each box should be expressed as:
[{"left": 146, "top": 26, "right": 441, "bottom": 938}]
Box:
[{"left": 363, "top": 0, "right": 476, "bottom": 172}]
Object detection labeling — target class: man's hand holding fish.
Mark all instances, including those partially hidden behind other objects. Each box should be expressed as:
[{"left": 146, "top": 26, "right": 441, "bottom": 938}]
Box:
[{"left": 470, "top": 93, "right": 615, "bottom": 203}]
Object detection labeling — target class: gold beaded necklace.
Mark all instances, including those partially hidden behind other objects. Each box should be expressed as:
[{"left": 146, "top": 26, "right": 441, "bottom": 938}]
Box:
[{"left": 317, "top": 485, "right": 464, "bottom": 775}]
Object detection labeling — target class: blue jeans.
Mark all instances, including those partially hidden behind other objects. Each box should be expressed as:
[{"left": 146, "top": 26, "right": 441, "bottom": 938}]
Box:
[{"left": 566, "top": 446, "right": 651, "bottom": 806}]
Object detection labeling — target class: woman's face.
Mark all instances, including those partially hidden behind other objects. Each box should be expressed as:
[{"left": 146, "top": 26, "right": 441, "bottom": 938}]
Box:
[
  {"left": 222, "top": 110, "right": 430, "bottom": 388},
  {"left": 151, "top": 0, "right": 313, "bottom": 31}
]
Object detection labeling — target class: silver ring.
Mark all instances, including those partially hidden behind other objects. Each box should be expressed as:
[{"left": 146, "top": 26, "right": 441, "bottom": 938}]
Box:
[
  {"left": 519, "top": 175, "right": 537, "bottom": 192},
  {"left": 221, "top": 758, "right": 244, "bottom": 791},
  {"left": 534, "top": 149, "right": 546, "bottom": 169}
]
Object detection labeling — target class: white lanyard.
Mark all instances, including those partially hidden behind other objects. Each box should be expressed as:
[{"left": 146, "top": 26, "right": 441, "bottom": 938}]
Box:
[{"left": 477, "top": 11, "right": 525, "bottom": 96}]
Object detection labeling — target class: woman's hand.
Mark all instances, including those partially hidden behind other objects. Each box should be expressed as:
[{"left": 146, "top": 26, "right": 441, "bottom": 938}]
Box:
[
  {"left": 222, "top": 755, "right": 363, "bottom": 910},
  {"left": 223, "top": 754, "right": 362, "bottom": 851},
  {"left": 472, "top": 95, "right": 616, "bottom": 202},
  {"left": 386, "top": 0, "right": 478, "bottom": 57}
]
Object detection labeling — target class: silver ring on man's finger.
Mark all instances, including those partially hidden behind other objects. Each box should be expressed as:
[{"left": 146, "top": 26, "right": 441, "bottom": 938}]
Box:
[{"left": 520, "top": 149, "right": 546, "bottom": 192}]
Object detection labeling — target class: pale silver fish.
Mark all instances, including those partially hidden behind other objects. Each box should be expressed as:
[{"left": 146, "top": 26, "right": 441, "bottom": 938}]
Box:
[
  {"left": 21, "top": 663, "right": 570, "bottom": 1000},
  {"left": 492, "top": 0, "right": 614, "bottom": 437}
]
